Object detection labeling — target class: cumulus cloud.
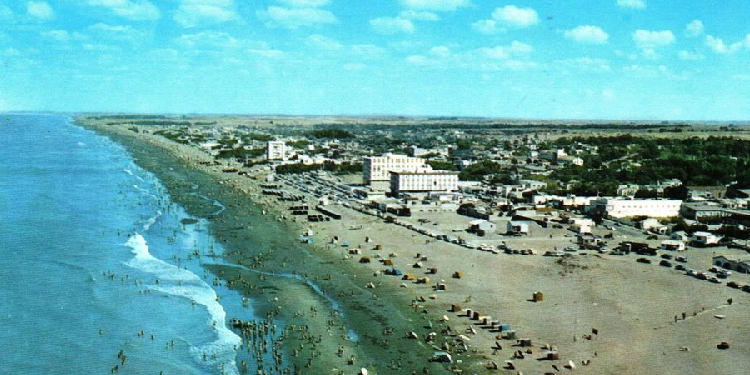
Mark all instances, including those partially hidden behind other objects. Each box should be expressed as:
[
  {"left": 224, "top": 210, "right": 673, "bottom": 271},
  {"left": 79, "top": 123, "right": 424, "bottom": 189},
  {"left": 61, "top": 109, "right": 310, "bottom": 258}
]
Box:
[
  {"left": 400, "top": 0, "right": 470, "bottom": 12},
  {"left": 473, "top": 5, "right": 538, "bottom": 33},
  {"left": 685, "top": 19, "right": 704, "bottom": 37},
  {"left": 705, "top": 34, "right": 750, "bottom": 54},
  {"left": 370, "top": 17, "right": 414, "bottom": 34},
  {"left": 472, "top": 19, "right": 501, "bottom": 35},
  {"left": 564, "top": 25, "right": 609, "bottom": 44},
  {"left": 633, "top": 29, "right": 675, "bottom": 49},
  {"left": 176, "top": 30, "right": 240, "bottom": 49},
  {"left": 678, "top": 50, "right": 703, "bottom": 60},
  {"left": 174, "top": 0, "right": 238, "bottom": 28},
  {"left": 478, "top": 40, "right": 533, "bottom": 59},
  {"left": 617, "top": 0, "right": 646, "bottom": 9},
  {"left": 259, "top": 6, "right": 337, "bottom": 28},
  {"left": 88, "top": 0, "right": 160, "bottom": 21},
  {"left": 27, "top": 1, "right": 53, "bottom": 20},
  {"left": 492, "top": 5, "right": 538, "bottom": 28}
]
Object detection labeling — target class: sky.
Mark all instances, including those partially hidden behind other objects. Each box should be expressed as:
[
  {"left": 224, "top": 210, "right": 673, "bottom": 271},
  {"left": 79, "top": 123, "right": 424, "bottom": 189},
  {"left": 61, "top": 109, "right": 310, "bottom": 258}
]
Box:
[{"left": 0, "top": 0, "right": 749, "bottom": 120}]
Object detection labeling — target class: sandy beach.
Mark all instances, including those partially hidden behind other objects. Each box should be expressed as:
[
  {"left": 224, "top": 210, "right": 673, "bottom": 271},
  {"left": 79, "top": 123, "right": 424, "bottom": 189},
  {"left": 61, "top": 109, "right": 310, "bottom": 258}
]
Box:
[{"left": 79, "top": 120, "right": 750, "bottom": 375}]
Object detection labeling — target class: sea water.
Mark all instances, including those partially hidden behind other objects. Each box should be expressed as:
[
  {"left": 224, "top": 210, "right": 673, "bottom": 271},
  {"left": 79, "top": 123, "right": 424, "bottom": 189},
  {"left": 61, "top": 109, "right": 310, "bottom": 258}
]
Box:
[{"left": 0, "top": 114, "right": 252, "bottom": 374}]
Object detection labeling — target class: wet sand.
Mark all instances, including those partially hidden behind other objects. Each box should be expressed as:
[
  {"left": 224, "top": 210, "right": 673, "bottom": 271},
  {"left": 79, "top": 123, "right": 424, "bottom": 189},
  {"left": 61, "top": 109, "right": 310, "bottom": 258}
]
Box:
[{"left": 79, "top": 122, "right": 456, "bottom": 374}]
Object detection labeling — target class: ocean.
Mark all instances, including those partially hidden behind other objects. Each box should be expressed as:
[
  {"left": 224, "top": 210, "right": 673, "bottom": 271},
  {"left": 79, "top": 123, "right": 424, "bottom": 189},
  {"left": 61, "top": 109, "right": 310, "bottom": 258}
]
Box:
[{"left": 0, "top": 114, "right": 253, "bottom": 374}]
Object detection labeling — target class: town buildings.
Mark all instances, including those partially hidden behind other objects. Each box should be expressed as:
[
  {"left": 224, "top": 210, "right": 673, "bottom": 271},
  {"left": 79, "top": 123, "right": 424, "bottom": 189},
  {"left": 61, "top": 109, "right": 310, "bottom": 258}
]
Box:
[{"left": 363, "top": 153, "right": 429, "bottom": 184}]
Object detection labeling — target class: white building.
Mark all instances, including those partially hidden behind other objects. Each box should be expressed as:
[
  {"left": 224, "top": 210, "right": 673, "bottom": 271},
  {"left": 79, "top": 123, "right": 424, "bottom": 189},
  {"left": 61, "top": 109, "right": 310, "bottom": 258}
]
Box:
[
  {"left": 267, "top": 140, "right": 286, "bottom": 161},
  {"left": 507, "top": 221, "right": 530, "bottom": 235},
  {"left": 691, "top": 231, "right": 721, "bottom": 247},
  {"left": 390, "top": 171, "right": 458, "bottom": 194},
  {"left": 363, "top": 153, "right": 429, "bottom": 184},
  {"left": 588, "top": 199, "right": 682, "bottom": 218}
]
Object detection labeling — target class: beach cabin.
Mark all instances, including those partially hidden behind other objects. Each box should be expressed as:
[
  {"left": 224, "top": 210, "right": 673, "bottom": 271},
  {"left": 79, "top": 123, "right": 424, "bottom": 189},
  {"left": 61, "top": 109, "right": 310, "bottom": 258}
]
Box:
[
  {"left": 506, "top": 221, "right": 530, "bottom": 235},
  {"left": 690, "top": 231, "right": 721, "bottom": 247},
  {"left": 661, "top": 240, "right": 686, "bottom": 251},
  {"left": 468, "top": 220, "right": 496, "bottom": 236}
]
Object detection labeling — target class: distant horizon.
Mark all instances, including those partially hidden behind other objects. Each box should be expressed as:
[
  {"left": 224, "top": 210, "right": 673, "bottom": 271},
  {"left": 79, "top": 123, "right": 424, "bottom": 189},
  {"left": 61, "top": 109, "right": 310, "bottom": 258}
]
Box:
[{"left": 4, "top": 110, "right": 750, "bottom": 125}]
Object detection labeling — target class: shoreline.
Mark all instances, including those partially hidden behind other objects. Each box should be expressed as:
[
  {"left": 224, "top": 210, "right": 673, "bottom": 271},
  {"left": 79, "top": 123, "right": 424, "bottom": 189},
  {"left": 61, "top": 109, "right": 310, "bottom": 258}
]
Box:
[{"left": 77, "top": 120, "right": 460, "bottom": 374}]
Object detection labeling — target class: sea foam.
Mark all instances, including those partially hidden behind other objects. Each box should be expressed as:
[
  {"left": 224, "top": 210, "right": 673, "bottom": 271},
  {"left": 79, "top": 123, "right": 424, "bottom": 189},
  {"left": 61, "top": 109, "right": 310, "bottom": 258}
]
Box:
[{"left": 124, "top": 234, "right": 242, "bottom": 375}]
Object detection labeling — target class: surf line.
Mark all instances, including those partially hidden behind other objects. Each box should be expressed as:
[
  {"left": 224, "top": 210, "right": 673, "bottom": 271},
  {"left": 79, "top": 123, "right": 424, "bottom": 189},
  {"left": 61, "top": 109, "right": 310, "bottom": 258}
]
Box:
[
  {"left": 189, "top": 192, "right": 227, "bottom": 216},
  {"left": 124, "top": 233, "right": 243, "bottom": 375},
  {"left": 208, "top": 262, "right": 359, "bottom": 343}
]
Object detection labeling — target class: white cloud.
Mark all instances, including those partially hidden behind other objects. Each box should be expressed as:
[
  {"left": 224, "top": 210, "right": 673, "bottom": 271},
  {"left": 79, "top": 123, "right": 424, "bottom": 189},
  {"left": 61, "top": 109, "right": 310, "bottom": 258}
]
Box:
[
  {"left": 705, "top": 35, "right": 728, "bottom": 53},
  {"left": 399, "top": 10, "right": 439, "bottom": 21},
  {"left": 678, "top": 50, "right": 703, "bottom": 60},
  {"left": 685, "top": 20, "right": 704, "bottom": 37},
  {"left": 491, "top": 5, "right": 538, "bottom": 28},
  {"left": 633, "top": 29, "right": 675, "bottom": 49},
  {"left": 277, "top": 0, "right": 330, "bottom": 7},
  {"left": 564, "top": 25, "right": 609, "bottom": 44},
  {"left": 88, "top": 0, "right": 160, "bottom": 21},
  {"left": 369, "top": 17, "right": 414, "bottom": 35},
  {"left": 259, "top": 6, "right": 337, "bottom": 28},
  {"left": 478, "top": 40, "right": 533, "bottom": 59},
  {"left": 617, "top": 0, "right": 646, "bottom": 10},
  {"left": 27, "top": 1, "right": 53, "bottom": 20},
  {"left": 306, "top": 34, "right": 342, "bottom": 50},
  {"left": 176, "top": 31, "right": 240, "bottom": 49},
  {"left": 174, "top": 0, "right": 238, "bottom": 28},
  {"left": 400, "top": 0, "right": 470, "bottom": 12},
  {"left": 472, "top": 19, "right": 502, "bottom": 35},
  {"left": 705, "top": 34, "right": 749, "bottom": 54}
]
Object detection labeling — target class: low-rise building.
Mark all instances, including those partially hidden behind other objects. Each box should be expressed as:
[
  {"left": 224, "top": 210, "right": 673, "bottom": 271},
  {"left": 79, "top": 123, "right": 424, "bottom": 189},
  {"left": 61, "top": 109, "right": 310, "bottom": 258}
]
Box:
[
  {"left": 507, "top": 221, "right": 530, "bottom": 235},
  {"left": 690, "top": 231, "right": 721, "bottom": 247},
  {"left": 587, "top": 198, "right": 682, "bottom": 218},
  {"left": 680, "top": 203, "right": 730, "bottom": 221},
  {"left": 661, "top": 240, "right": 686, "bottom": 251},
  {"left": 389, "top": 170, "right": 458, "bottom": 194}
]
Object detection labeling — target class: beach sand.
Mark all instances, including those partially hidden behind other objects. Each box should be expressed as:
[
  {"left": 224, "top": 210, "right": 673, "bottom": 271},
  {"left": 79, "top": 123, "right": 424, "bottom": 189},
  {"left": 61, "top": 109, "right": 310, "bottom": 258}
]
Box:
[{"left": 80, "top": 120, "right": 750, "bottom": 375}]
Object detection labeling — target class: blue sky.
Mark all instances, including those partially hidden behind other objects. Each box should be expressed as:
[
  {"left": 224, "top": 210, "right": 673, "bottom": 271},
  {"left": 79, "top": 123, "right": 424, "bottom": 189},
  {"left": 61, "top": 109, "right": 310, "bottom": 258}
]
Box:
[{"left": 0, "top": 0, "right": 748, "bottom": 120}]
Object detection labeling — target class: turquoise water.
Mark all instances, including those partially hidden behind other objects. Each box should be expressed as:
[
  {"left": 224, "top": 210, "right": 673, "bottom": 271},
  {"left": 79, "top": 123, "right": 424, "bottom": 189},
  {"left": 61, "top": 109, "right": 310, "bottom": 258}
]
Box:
[{"left": 0, "top": 114, "right": 253, "bottom": 374}]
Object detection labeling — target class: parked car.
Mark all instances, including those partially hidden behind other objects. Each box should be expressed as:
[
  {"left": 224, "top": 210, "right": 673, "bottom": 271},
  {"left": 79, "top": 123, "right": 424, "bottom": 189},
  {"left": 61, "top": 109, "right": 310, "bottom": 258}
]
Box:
[
  {"left": 659, "top": 260, "right": 672, "bottom": 267},
  {"left": 675, "top": 264, "right": 685, "bottom": 271},
  {"left": 675, "top": 256, "right": 687, "bottom": 263},
  {"left": 637, "top": 258, "right": 652, "bottom": 264},
  {"left": 661, "top": 254, "right": 673, "bottom": 260}
]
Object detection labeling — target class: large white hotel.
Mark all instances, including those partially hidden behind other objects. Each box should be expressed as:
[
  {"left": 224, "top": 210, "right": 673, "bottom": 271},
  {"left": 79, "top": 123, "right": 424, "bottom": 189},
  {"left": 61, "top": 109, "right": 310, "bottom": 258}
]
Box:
[{"left": 362, "top": 153, "right": 429, "bottom": 183}]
